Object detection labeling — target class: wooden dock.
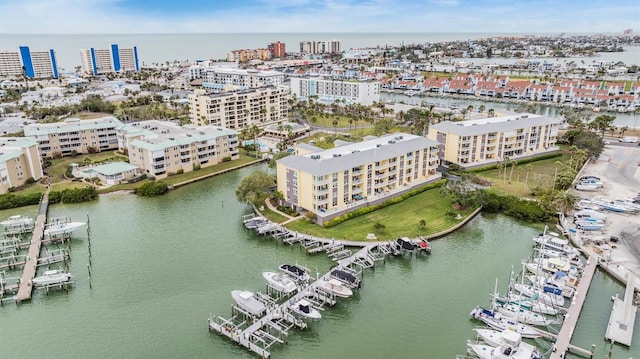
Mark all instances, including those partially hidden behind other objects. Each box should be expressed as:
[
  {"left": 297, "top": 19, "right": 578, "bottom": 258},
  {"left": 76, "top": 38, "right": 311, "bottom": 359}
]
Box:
[
  {"left": 549, "top": 255, "right": 598, "bottom": 359},
  {"left": 15, "top": 190, "right": 49, "bottom": 303},
  {"left": 209, "top": 246, "right": 380, "bottom": 358},
  {"left": 605, "top": 275, "right": 637, "bottom": 346}
]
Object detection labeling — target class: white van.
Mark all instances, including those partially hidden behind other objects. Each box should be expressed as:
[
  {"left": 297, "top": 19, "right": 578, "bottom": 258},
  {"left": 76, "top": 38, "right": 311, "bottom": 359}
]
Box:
[{"left": 619, "top": 136, "right": 639, "bottom": 143}]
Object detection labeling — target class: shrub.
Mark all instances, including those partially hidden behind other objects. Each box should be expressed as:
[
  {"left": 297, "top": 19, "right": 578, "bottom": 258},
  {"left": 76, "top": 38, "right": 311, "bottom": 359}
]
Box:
[
  {"left": 135, "top": 181, "right": 169, "bottom": 197},
  {"left": 276, "top": 205, "right": 298, "bottom": 216},
  {"left": 193, "top": 163, "right": 201, "bottom": 171},
  {"left": 478, "top": 190, "right": 553, "bottom": 222},
  {"left": 176, "top": 169, "right": 184, "bottom": 175},
  {"left": 222, "top": 156, "right": 232, "bottom": 162},
  {"left": 49, "top": 187, "right": 98, "bottom": 204},
  {"left": 467, "top": 152, "right": 563, "bottom": 173},
  {"left": 304, "top": 212, "right": 317, "bottom": 222},
  {"left": 0, "top": 192, "right": 43, "bottom": 210}
]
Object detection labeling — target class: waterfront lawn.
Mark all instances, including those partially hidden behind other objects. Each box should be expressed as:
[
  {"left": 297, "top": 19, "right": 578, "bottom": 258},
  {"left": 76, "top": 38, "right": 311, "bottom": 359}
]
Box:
[
  {"left": 474, "top": 150, "right": 572, "bottom": 197},
  {"left": 285, "top": 188, "right": 475, "bottom": 241},
  {"left": 260, "top": 207, "right": 289, "bottom": 224},
  {"left": 46, "top": 151, "right": 127, "bottom": 183}
]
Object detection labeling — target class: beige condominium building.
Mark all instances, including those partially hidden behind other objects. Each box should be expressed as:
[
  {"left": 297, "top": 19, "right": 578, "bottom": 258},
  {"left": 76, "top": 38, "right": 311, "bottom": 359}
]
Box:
[
  {"left": 427, "top": 113, "right": 561, "bottom": 168},
  {"left": 276, "top": 133, "right": 441, "bottom": 225},
  {"left": 0, "top": 137, "right": 44, "bottom": 194},
  {"left": 188, "top": 86, "right": 289, "bottom": 130},
  {"left": 23, "top": 117, "right": 123, "bottom": 158},
  {"left": 119, "top": 120, "right": 239, "bottom": 179}
]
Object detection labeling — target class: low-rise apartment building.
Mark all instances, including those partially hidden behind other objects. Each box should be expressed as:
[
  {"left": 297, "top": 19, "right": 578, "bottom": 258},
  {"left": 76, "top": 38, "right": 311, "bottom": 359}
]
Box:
[
  {"left": 188, "top": 86, "right": 289, "bottom": 129},
  {"left": 119, "top": 120, "right": 239, "bottom": 179},
  {"left": 0, "top": 137, "right": 44, "bottom": 194},
  {"left": 289, "top": 77, "right": 379, "bottom": 105},
  {"left": 276, "top": 133, "right": 441, "bottom": 225},
  {"left": 428, "top": 114, "right": 560, "bottom": 169},
  {"left": 23, "top": 117, "right": 123, "bottom": 158}
]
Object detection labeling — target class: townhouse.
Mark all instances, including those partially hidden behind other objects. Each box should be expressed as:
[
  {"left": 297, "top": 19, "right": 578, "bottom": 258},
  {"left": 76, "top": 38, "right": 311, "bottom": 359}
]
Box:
[
  {"left": 428, "top": 114, "right": 561, "bottom": 169},
  {"left": 276, "top": 133, "right": 440, "bottom": 225}
]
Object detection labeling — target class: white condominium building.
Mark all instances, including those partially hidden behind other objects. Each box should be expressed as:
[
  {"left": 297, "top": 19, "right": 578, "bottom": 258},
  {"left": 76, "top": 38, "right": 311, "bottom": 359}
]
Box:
[
  {"left": 188, "top": 86, "right": 290, "bottom": 129},
  {"left": 299, "top": 40, "right": 341, "bottom": 54},
  {"left": 119, "top": 120, "right": 239, "bottom": 179},
  {"left": 0, "top": 137, "right": 44, "bottom": 194},
  {"left": 23, "top": 117, "right": 123, "bottom": 158},
  {"left": 427, "top": 113, "right": 561, "bottom": 168},
  {"left": 289, "top": 77, "right": 380, "bottom": 105},
  {"left": 80, "top": 44, "right": 140, "bottom": 75},
  {"left": 202, "top": 68, "right": 285, "bottom": 91},
  {"left": 0, "top": 46, "right": 59, "bottom": 79},
  {"left": 276, "top": 133, "right": 441, "bottom": 225}
]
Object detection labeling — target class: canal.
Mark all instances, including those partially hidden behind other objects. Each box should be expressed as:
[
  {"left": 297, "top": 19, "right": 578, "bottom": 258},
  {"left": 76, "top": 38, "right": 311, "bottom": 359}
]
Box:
[{"left": 0, "top": 164, "right": 637, "bottom": 358}]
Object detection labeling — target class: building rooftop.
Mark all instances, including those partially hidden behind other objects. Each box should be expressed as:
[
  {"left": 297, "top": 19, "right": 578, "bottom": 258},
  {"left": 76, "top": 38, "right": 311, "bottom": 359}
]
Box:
[
  {"left": 0, "top": 137, "right": 37, "bottom": 164},
  {"left": 91, "top": 162, "right": 139, "bottom": 176},
  {"left": 278, "top": 133, "right": 438, "bottom": 176},
  {"left": 125, "top": 120, "right": 236, "bottom": 152},
  {"left": 430, "top": 114, "right": 560, "bottom": 136},
  {"left": 23, "top": 116, "right": 123, "bottom": 137}
]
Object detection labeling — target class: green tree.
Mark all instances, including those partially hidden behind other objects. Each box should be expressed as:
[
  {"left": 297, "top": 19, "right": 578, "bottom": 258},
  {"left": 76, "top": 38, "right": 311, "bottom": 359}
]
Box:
[
  {"left": 236, "top": 171, "right": 276, "bottom": 207},
  {"left": 591, "top": 114, "right": 616, "bottom": 139},
  {"left": 373, "top": 118, "right": 395, "bottom": 136}
]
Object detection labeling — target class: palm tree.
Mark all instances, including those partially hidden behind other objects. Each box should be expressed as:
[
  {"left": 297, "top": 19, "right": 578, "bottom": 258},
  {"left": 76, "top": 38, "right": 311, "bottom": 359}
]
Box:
[
  {"left": 488, "top": 108, "right": 495, "bottom": 117},
  {"left": 508, "top": 159, "right": 518, "bottom": 183},
  {"left": 332, "top": 119, "right": 339, "bottom": 134},
  {"left": 502, "top": 156, "right": 510, "bottom": 184},
  {"left": 523, "top": 164, "right": 533, "bottom": 191},
  {"left": 554, "top": 191, "right": 579, "bottom": 216}
]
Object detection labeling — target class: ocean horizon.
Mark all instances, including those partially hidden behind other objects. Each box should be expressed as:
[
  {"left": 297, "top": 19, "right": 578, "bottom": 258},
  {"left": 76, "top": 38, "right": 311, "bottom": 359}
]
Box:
[{"left": 2, "top": 32, "right": 635, "bottom": 71}]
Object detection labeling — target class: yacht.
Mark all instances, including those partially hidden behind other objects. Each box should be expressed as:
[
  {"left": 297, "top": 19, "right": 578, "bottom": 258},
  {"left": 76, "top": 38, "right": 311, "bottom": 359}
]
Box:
[
  {"left": 44, "top": 218, "right": 87, "bottom": 238},
  {"left": 468, "top": 329, "right": 542, "bottom": 358}
]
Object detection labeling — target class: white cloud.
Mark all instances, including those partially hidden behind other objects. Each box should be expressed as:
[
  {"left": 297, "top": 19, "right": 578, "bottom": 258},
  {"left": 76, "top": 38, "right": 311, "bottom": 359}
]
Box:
[{"left": 0, "top": 0, "right": 637, "bottom": 34}]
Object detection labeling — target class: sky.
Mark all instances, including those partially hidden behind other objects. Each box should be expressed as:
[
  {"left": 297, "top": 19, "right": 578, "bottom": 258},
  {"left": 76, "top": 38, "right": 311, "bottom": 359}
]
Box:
[{"left": 0, "top": 0, "right": 638, "bottom": 34}]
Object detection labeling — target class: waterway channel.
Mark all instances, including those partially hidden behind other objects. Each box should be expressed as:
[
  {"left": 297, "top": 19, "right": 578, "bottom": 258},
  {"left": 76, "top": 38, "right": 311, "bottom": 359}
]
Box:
[
  {"left": 382, "top": 92, "right": 640, "bottom": 130},
  {"left": 0, "top": 163, "right": 638, "bottom": 358}
]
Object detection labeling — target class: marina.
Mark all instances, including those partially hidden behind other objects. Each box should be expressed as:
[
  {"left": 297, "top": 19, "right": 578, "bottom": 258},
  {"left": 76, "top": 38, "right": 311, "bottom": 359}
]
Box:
[{"left": 0, "top": 165, "right": 638, "bottom": 358}]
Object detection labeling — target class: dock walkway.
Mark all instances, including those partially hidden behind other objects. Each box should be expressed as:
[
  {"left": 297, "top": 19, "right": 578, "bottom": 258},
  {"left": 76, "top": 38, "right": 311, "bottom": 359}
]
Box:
[
  {"left": 209, "top": 246, "right": 376, "bottom": 358},
  {"left": 549, "top": 255, "right": 597, "bottom": 359},
  {"left": 605, "top": 275, "right": 637, "bottom": 346},
  {"left": 15, "top": 190, "right": 49, "bottom": 303}
]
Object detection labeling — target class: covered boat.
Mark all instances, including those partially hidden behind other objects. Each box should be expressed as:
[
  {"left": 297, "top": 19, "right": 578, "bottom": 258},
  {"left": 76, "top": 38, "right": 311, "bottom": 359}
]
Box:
[
  {"left": 330, "top": 269, "right": 361, "bottom": 288},
  {"left": 395, "top": 237, "right": 417, "bottom": 251},
  {"left": 279, "top": 264, "right": 310, "bottom": 282},
  {"left": 231, "top": 290, "right": 267, "bottom": 316}
]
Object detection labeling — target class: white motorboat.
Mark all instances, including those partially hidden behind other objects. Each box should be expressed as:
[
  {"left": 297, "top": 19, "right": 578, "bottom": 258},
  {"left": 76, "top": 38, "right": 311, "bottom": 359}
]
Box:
[
  {"left": 31, "top": 269, "right": 73, "bottom": 287},
  {"left": 469, "top": 329, "right": 542, "bottom": 359},
  {"left": 330, "top": 269, "right": 361, "bottom": 288},
  {"left": 44, "top": 219, "right": 87, "bottom": 238},
  {"left": 262, "top": 271, "right": 297, "bottom": 294},
  {"left": 0, "top": 215, "right": 34, "bottom": 228},
  {"left": 470, "top": 306, "right": 542, "bottom": 339},
  {"left": 574, "top": 209, "right": 607, "bottom": 222},
  {"left": 290, "top": 299, "right": 321, "bottom": 319},
  {"left": 318, "top": 278, "right": 353, "bottom": 298},
  {"left": 279, "top": 264, "right": 311, "bottom": 282},
  {"left": 231, "top": 290, "right": 267, "bottom": 316},
  {"left": 575, "top": 221, "right": 606, "bottom": 231},
  {"left": 244, "top": 216, "right": 269, "bottom": 229}
]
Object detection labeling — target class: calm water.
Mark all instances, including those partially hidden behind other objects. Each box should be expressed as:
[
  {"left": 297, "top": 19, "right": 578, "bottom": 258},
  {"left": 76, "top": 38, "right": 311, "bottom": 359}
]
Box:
[
  {"left": 0, "top": 164, "right": 638, "bottom": 358},
  {"left": 2, "top": 33, "right": 638, "bottom": 71},
  {"left": 383, "top": 92, "right": 640, "bottom": 129}
]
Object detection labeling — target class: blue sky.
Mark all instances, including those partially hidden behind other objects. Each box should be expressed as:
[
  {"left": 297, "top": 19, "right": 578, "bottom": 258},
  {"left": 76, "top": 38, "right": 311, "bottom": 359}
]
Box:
[{"left": 0, "top": 0, "right": 638, "bottom": 33}]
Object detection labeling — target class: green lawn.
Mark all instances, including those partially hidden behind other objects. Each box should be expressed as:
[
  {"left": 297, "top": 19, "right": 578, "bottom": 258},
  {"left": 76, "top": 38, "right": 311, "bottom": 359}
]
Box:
[
  {"left": 285, "top": 188, "right": 475, "bottom": 241},
  {"left": 474, "top": 151, "right": 571, "bottom": 197},
  {"left": 46, "top": 151, "right": 127, "bottom": 183},
  {"left": 259, "top": 207, "right": 289, "bottom": 223}
]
